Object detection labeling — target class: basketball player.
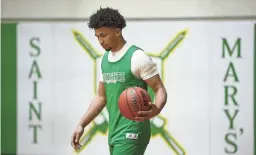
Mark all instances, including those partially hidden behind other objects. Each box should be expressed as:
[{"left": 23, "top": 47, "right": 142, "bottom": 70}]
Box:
[{"left": 71, "top": 7, "right": 167, "bottom": 155}]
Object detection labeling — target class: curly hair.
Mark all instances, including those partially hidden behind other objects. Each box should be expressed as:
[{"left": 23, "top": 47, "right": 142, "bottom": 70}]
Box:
[{"left": 88, "top": 7, "right": 126, "bottom": 29}]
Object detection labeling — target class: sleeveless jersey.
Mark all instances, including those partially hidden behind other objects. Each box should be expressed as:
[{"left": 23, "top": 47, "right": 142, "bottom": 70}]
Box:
[{"left": 101, "top": 45, "right": 151, "bottom": 145}]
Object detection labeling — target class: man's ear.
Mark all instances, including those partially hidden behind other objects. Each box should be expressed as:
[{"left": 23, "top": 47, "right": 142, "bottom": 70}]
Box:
[{"left": 116, "top": 28, "right": 121, "bottom": 36}]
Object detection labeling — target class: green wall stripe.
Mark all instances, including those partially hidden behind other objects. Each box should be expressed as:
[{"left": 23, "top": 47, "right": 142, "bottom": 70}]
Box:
[
  {"left": 0, "top": 23, "right": 2, "bottom": 155},
  {"left": 254, "top": 22, "right": 256, "bottom": 155},
  {"left": 1, "top": 23, "right": 17, "bottom": 155}
]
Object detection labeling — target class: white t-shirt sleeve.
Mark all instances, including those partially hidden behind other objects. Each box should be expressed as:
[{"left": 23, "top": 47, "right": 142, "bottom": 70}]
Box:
[{"left": 131, "top": 50, "right": 159, "bottom": 80}]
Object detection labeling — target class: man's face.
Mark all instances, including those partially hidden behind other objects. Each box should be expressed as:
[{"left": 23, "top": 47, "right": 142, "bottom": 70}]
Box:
[{"left": 94, "top": 27, "right": 120, "bottom": 51}]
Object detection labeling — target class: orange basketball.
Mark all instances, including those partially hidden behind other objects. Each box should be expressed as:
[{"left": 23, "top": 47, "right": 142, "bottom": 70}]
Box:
[{"left": 118, "top": 87, "right": 151, "bottom": 121}]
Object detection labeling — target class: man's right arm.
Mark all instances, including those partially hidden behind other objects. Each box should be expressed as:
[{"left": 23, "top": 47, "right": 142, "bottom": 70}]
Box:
[
  {"left": 71, "top": 81, "right": 106, "bottom": 150},
  {"left": 78, "top": 81, "right": 106, "bottom": 128}
]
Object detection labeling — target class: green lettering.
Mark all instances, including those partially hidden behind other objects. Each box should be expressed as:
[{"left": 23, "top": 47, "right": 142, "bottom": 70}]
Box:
[
  {"left": 30, "top": 37, "right": 41, "bottom": 57},
  {"left": 225, "top": 132, "right": 238, "bottom": 154},
  {"left": 29, "top": 124, "right": 42, "bottom": 144},
  {"left": 29, "top": 102, "right": 42, "bottom": 121},
  {"left": 224, "top": 109, "right": 239, "bottom": 130},
  {"left": 28, "top": 60, "right": 42, "bottom": 79},
  {"left": 223, "top": 62, "right": 239, "bottom": 82},
  {"left": 222, "top": 38, "right": 241, "bottom": 58},
  {"left": 224, "top": 85, "right": 238, "bottom": 106},
  {"left": 33, "top": 81, "right": 38, "bottom": 99}
]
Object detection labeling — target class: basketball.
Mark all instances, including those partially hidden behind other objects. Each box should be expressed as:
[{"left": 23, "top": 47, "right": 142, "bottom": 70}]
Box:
[{"left": 118, "top": 87, "right": 152, "bottom": 121}]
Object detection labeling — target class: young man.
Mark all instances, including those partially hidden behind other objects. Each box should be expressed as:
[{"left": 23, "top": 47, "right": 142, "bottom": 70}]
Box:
[{"left": 71, "top": 7, "right": 167, "bottom": 155}]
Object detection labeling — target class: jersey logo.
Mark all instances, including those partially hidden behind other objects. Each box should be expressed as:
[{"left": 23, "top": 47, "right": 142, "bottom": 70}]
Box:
[
  {"left": 126, "top": 133, "right": 139, "bottom": 140},
  {"left": 103, "top": 72, "right": 125, "bottom": 84}
]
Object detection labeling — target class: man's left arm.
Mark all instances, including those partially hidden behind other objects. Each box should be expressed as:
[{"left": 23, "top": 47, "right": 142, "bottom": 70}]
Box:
[
  {"left": 146, "top": 74, "right": 167, "bottom": 113},
  {"left": 131, "top": 50, "right": 167, "bottom": 122},
  {"left": 135, "top": 74, "right": 167, "bottom": 122}
]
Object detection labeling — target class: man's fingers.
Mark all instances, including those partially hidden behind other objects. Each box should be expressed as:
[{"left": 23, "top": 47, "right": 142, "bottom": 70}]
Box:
[
  {"left": 148, "top": 102, "right": 152, "bottom": 106},
  {"left": 138, "top": 111, "right": 150, "bottom": 116},
  {"left": 74, "top": 143, "right": 82, "bottom": 150},
  {"left": 137, "top": 110, "right": 152, "bottom": 121},
  {"left": 75, "top": 133, "right": 80, "bottom": 143},
  {"left": 71, "top": 133, "right": 81, "bottom": 150},
  {"left": 135, "top": 117, "right": 145, "bottom": 122},
  {"left": 71, "top": 141, "right": 81, "bottom": 150},
  {"left": 135, "top": 116, "right": 150, "bottom": 122}
]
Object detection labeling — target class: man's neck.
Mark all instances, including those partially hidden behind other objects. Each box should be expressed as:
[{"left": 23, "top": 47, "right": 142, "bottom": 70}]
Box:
[{"left": 111, "top": 39, "right": 126, "bottom": 52}]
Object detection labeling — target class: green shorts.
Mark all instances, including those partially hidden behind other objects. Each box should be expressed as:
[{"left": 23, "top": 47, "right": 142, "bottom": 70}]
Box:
[{"left": 109, "top": 143, "right": 148, "bottom": 155}]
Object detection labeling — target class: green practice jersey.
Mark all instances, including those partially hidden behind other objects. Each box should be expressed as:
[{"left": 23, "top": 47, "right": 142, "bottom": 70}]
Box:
[{"left": 101, "top": 45, "right": 151, "bottom": 145}]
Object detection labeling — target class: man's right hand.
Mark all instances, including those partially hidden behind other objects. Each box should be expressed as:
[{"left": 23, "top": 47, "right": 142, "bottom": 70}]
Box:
[{"left": 71, "top": 125, "right": 84, "bottom": 150}]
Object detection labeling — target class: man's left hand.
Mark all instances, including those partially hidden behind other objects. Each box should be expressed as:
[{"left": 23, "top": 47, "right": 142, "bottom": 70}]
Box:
[{"left": 135, "top": 102, "right": 161, "bottom": 122}]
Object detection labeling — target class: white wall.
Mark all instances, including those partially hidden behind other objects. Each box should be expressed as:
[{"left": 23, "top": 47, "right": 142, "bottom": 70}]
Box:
[
  {"left": 2, "top": 0, "right": 256, "bottom": 19},
  {"left": 15, "top": 21, "right": 255, "bottom": 155}
]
